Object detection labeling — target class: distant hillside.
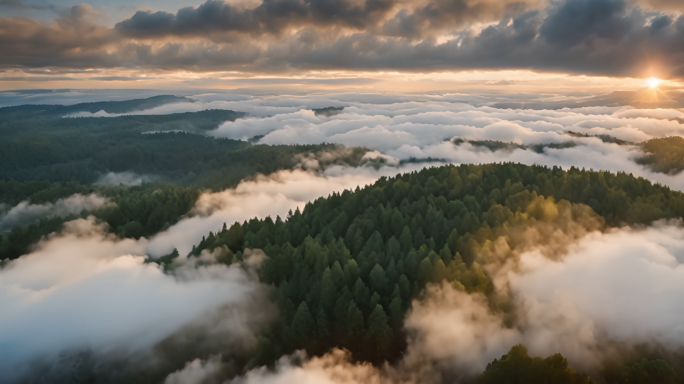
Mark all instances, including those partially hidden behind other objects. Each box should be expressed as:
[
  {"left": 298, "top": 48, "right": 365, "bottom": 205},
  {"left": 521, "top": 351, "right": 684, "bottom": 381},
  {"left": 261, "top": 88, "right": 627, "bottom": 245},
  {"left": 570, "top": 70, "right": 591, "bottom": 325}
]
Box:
[
  {"left": 0, "top": 95, "right": 191, "bottom": 118},
  {"left": 637, "top": 136, "right": 684, "bottom": 175}
]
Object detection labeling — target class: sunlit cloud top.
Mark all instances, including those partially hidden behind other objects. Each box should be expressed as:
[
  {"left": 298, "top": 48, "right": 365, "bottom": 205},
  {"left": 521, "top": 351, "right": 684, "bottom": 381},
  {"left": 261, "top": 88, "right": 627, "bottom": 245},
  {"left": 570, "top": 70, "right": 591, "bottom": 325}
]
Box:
[{"left": 0, "top": 0, "right": 683, "bottom": 84}]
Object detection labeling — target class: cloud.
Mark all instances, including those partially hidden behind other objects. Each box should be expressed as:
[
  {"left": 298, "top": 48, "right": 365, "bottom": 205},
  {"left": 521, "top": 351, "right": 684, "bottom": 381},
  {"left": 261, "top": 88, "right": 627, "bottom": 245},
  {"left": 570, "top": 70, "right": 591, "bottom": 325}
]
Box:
[
  {"left": 68, "top": 91, "right": 684, "bottom": 192},
  {"left": 1, "top": 162, "right": 426, "bottom": 382},
  {"left": 114, "top": 0, "right": 535, "bottom": 40},
  {"left": 511, "top": 222, "right": 684, "bottom": 360},
  {"left": 0, "top": 4, "right": 115, "bottom": 68},
  {"left": 94, "top": 171, "right": 153, "bottom": 186},
  {"left": 196, "top": 93, "right": 684, "bottom": 190},
  {"left": 404, "top": 220, "right": 684, "bottom": 376},
  {"left": 0, "top": 0, "right": 56, "bottom": 11},
  {"left": 229, "top": 349, "right": 399, "bottom": 384},
  {"left": 146, "top": 164, "right": 417, "bottom": 257},
  {"left": 209, "top": 218, "right": 684, "bottom": 383},
  {"left": 404, "top": 287, "right": 521, "bottom": 376},
  {"left": 0, "top": 0, "right": 682, "bottom": 76},
  {"left": 0, "top": 218, "right": 272, "bottom": 382},
  {"left": 164, "top": 356, "right": 223, "bottom": 384},
  {"left": 0, "top": 193, "right": 112, "bottom": 231}
]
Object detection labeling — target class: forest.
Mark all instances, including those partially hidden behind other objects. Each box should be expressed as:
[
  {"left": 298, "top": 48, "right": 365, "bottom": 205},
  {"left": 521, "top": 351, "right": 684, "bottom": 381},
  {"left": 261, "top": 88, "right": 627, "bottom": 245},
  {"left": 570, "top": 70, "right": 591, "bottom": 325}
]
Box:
[
  {"left": 637, "top": 136, "right": 684, "bottom": 175},
  {"left": 0, "top": 101, "right": 367, "bottom": 259},
  {"left": 184, "top": 162, "right": 684, "bottom": 383},
  {"left": 3, "top": 98, "right": 684, "bottom": 382}
]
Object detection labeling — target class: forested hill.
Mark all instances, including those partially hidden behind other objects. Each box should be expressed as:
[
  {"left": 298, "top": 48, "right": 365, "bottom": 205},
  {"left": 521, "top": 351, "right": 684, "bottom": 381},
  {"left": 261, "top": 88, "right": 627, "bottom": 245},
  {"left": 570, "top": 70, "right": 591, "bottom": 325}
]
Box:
[
  {"left": 0, "top": 95, "right": 190, "bottom": 118},
  {"left": 0, "top": 108, "right": 368, "bottom": 260},
  {"left": 637, "top": 136, "right": 684, "bottom": 175},
  {"left": 188, "top": 163, "right": 684, "bottom": 378}
]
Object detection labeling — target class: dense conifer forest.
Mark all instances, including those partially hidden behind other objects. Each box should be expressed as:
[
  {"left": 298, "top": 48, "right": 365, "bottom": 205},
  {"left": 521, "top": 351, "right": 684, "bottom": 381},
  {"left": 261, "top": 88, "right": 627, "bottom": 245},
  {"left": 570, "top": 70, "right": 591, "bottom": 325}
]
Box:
[
  {"left": 637, "top": 136, "right": 684, "bottom": 175},
  {"left": 3, "top": 98, "right": 684, "bottom": 383},
  {"left": 186, "top": 163, "right": 684, "bottom": 382},
  {"left": 0, "top": 102, "right": 365, "bottom": 259}
]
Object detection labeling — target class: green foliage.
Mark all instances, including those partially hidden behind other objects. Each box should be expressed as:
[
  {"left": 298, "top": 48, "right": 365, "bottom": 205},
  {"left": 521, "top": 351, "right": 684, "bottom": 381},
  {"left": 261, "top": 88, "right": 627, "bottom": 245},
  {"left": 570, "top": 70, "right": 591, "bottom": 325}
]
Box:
[
  {"left": 637, "top": 136, "right": 684, "bottom": 175},
  {"left": 0, "top": 95, "right": 189, "bottom": 118},
  {"left": 0, "top": 108, "right": 367, "bottom": 260},
  {"left": 0, "top": 182, "right": 199, "bottom": 259},
  {"left": 619, "top": 358, "right": 680, "bottom": 384},
  {"left": 455, "top": 138, "right": 578, "bottom": 153},
  {"left": 312, "top": 106, "right": 345, "bottom": 117},
  {"left": 0, "top": 108, "right": 334, "bottom": 191},
  {"left": 0, "top": 216, "right": 71, "bottom": 259},
  {"left": 0, "top": 180, "right": 95, "bottom": 206},
  {"left": 190, "top": 163, "right": 684, "bottom": 364},
  {"left": 566, "top": 131, "right": 633, "bottom": 145},
  {"left": 478, "top": 344, "right": 593, "bottom": 384}
]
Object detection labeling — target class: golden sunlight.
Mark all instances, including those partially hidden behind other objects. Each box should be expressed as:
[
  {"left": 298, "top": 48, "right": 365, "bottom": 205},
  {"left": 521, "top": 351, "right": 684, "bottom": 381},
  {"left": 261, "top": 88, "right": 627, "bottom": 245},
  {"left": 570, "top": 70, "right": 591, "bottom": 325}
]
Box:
[{"left": 646, "top": 76, "right": 664, "bottom": 88}]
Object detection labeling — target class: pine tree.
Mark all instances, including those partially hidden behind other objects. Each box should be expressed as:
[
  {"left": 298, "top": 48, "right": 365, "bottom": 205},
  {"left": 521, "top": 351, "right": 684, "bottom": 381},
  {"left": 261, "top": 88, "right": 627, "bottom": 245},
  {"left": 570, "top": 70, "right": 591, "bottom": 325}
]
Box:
[
  {"left": 345, "top": 301, "right": 365, "bottom": 349},
  {"left": 352, "top": 278, "right": 371, "bottom": 311},
  {"left": 398, "top": 274, "right": 411, "bottom": 303},
  {"left": 418, "top": 257, "right": 433, "bottom": 285},
  {"left": 344, "top": 259, "right": 360, "bottom": 287},
  {"left": 290, "top": 302, "right": 315, "bottom": 348},
  {"left": 385, "top": 235, "right": 401, "bottom": 261},
  {"left": 316, "top": 308, "right": 330, "bottom": 341},
  {"left": 369, "top": 263, "right": 388, "bottom": 295},
  {"left": 320, "top": 268, "right": 337, "bottom": 314},
  {"left": 331, "top": 261, "right": 345, "bottom": 289},
  {"left": 399, "top": 225, "right": 413, "bottom": 254},
  {"left": 363, "top": 305, "right": 393, "bottom": 360},
  {"left": 388, "top": 295, "right": 403, "bottom": 327}
]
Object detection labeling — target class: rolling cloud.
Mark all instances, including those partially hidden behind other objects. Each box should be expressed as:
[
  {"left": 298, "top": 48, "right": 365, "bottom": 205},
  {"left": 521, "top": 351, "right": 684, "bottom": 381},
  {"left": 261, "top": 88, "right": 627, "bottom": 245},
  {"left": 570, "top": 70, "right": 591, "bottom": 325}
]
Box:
[
  {"left": 218, "top": 220, "right": 684, "bottom": 383},
  {"left": 0, "top": 193, "right": 112, "bottom": 231},
  {"left": 1, "top": 162, "right": 424, "bottom": 382},
  {"left": 0, "top": 218, "right": 272, "bottom": 382},
  {"left": 0, "top": 0, "right": 682, "bottom": 76},
  {"left": 405, "top": 220, "right": 684, "bottom": 376}
]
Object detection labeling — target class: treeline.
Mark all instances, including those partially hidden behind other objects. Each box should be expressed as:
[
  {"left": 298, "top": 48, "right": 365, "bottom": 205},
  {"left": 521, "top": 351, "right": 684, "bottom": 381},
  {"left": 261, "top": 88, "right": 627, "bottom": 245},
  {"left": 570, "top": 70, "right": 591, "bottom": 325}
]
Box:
[
  {"left": 0, "top": 108, "right": 334, "bottom": 190},
  {"left": 637, "top": 136, "right": 684, "bottom": 175},
  {"left": 0, "top": 106, "right": 374, "bottom": 260},
  {"left": 0, "top": 182, "right": 199, "bottom": 259},
  {"left": 454, "top": 138, "right": 578, "bottom": 153},
  {"left": 188, "top": 163, "right": 684, "bottom": 372},
  {"left": 476, "top": 345, "right": 679, "bottom": 384},
  {"left": 0, "top": 95, "right": 189, "bottom": 119}
]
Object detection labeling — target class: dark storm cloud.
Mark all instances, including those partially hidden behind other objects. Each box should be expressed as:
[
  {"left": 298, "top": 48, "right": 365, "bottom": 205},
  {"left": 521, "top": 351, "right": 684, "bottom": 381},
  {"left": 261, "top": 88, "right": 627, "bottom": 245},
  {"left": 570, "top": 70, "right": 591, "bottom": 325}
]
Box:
[
  {"left": 115, "top": 0, "right": 536, "bottom": 41},
  {"left": 115, "top": 0, "right": 396, "bottom": 38},
  {"left": 263, "top": 0, "right": 684, "bottom": 77},
  {"left": 0, "top": 0, "right": 683, "bottom": 77},
  {"left": 0, "top": 4, "right": 115, "bottom": 67},
  {"left": 539, "top": 0, "right": 630, "bottom": 47}
]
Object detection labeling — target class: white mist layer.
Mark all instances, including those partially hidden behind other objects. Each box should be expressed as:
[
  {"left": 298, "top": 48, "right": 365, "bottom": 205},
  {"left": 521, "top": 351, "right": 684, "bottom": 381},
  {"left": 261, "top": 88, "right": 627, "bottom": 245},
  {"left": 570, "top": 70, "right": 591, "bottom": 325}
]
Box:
[
  {"left": 0, "top": 218, "right": 265, "bottom": 380},
  {"left": 75, "top": 92, "right": 684, "bottom": 190},
  {"left": 407, "top": 221, "right": 684, "bottom": 373},
  {"left": 0, "top": 193, "right": 111, "bottom": 231},
  {"left": 221, "top": 221, "right": 684, "bottom": 383},
  {"left": 204, "top": 99, "right": 684, "bottom": 190},
  {"left": 2, "top": 164, "right": 420, "bottom": 380},
  {"left": 164, "top": 356, "right": 223, "bottom": 384},
  {"left": 230, "top": 349, "right": 397, "bottom": 384},
  {"left": 511, "top": 222, "right": 684, "bottom": 361},
  {"left": 146, "top": 164, "right": 428, "bottom": 257},
  {"left": 95, "top": 171, "right": 152, "bottom": 186}
]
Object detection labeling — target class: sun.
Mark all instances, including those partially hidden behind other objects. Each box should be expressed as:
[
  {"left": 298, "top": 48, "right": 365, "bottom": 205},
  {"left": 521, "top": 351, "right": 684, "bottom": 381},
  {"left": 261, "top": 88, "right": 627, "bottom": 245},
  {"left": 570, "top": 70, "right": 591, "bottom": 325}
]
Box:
[{"left": 646, "top": 77, "right": 664, "bottom": 88}]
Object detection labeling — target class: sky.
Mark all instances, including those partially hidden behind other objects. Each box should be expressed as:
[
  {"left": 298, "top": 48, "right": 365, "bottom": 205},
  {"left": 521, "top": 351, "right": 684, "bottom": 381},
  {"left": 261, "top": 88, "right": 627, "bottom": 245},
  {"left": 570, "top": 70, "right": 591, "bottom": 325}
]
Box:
[
  {"left": 5, "top": 1, "right": 684, "bottom": 383},
  {"left": 1, "top": 0, "right": 684, "bottom": 90}
]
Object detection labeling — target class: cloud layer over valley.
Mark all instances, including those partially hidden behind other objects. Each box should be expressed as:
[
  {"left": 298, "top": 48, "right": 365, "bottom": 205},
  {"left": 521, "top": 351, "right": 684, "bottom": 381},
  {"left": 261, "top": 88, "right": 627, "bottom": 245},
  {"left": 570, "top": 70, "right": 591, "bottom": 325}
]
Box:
[
  {"left": 69, "top": 90, "right": 684, "bottom": 191},
  {"left": 176, "top": 220, "right": 684, "bottom": 383}
]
